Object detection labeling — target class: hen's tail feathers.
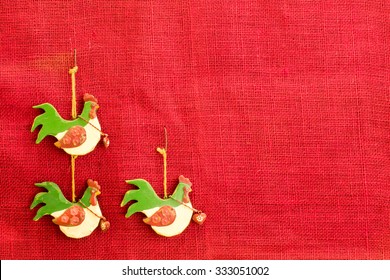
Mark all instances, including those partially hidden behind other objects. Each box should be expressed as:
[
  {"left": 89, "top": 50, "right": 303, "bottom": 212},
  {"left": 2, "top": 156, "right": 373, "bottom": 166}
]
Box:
[
  {"left": 31, "top": 103, "right": 65, "bottom": 143},
  {"left": 30, "top": 182, "right": 73, "bottom": 221},
  {"left": 121, "top": 179, "right": 162, "bottom": 218}
]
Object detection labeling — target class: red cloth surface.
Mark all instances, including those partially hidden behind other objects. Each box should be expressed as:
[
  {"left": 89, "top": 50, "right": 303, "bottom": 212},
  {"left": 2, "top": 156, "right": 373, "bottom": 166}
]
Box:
[{"left": 0, "top": 1, "right": 389, "bottom": 260}]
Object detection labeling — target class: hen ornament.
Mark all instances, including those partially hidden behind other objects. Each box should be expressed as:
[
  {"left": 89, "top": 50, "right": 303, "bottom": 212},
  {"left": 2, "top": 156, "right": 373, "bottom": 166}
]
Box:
[
  {"left": 30, "top": 51, "right": 110, "bottom": 238},
  {"left": 121, "top": 130, "right": 206, "bottom": 237},
  {"left": 31, "top": 93, "right": 109, "bottom": 155},
  {"left": 31, "top": 179, "right": 109, "bottom": 238}
]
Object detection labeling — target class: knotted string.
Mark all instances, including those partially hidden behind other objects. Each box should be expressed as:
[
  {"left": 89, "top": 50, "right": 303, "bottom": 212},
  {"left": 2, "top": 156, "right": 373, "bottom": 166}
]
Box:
[
  {"left": 157, "top": 127, "right": 168, "bottom": 199},
  {"left": 69, "top": 50, "right": 78, "bottom": 120},
  {"left": 69, "top": 49, "right": 78, "bottom": 202}
]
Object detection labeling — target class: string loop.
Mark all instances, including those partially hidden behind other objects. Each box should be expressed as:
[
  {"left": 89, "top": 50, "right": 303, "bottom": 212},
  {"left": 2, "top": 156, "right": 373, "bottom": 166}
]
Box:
[{"left": 157, "top": 127, "right": 168, "bottom": 198}]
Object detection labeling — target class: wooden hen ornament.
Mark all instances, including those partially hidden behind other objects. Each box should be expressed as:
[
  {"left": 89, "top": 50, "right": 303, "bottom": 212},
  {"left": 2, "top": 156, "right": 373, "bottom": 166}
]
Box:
[
  {"left": 30, "top": 51, "right": 109, "bottom": 238},
  {"left": 121, "top": 129, "right": 206, "bottom": 237},
  {"left": 31, "top": 93, "right": 109, "bottom": 155},
  {"left": 31, "top": 179, "right": 109, "bottom": 238}
]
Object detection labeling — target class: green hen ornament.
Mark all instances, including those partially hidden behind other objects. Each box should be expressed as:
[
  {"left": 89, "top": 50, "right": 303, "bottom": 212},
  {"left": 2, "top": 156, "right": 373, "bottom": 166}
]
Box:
[
  {"left": 31, "top": 93, "right": 109, "bottom": 155},
  {"left": 121, "top": 135, "right": 206, "bottom": 237},
  {"left": 30, "top": 180, "right": 109, "bottom": 239}
]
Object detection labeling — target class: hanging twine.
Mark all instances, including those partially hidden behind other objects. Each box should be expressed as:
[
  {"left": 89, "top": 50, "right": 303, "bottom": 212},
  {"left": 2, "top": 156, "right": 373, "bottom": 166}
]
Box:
[
  {"left": 71, "top": 155, "right": 77, "bottom": 202},
  {"left": 69, "top": 49, "right": 78, "bottom": 120},
  {"left": 69, "top": 49, "right": 78, "bottom": 202},
  {"left": 157, "top": 127, "right": 168, "bottom": 199}
]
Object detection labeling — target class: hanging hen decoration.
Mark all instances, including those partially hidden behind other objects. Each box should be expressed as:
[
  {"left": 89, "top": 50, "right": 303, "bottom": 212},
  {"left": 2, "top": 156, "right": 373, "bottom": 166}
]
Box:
[
  {"left": 31, "top": 93, "right": 109, "bottom": 155},
  {"left": 121, "top": 130, "right": 206, "bottom": 237},
  {"left": 31, "top": 179, "right": 109, "bottom": 238},
  {"left": 30, "top": 51, "right": 110, "bottom": 238}
]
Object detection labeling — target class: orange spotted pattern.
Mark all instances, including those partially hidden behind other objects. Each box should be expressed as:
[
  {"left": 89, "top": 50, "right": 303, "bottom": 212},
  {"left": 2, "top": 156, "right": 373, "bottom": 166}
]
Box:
[
  {"left": 55, "top": 126, "right": 87, "bottom": 149},
  {"left": 52, "top": 205, "right": 86, "bottom": 227},
  {"left": 143, "top": 206, "right": 176, "bottom": 227}
]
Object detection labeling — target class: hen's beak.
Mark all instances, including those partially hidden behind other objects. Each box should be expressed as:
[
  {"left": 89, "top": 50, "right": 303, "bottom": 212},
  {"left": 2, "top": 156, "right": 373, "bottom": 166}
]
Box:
[{"left": 95, "top": 190, "right": 101, "bottom": 196}]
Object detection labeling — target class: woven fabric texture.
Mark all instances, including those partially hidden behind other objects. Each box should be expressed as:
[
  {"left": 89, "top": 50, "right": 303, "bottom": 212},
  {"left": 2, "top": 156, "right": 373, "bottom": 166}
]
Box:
[{"left": 0, "top": 1, "right": 389, "bottom": 259}]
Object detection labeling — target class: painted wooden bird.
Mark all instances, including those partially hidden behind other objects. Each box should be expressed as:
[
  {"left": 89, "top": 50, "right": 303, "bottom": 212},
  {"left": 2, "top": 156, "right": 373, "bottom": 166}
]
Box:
[
  {"left": 121, "top": 175, "right": 201, "bottom": 237},
  {"left": 30, "top": 179, "right": 109, "bottom": 238},
  {"left": 31, "top": 93, "right": 109, "bottom": 156}
]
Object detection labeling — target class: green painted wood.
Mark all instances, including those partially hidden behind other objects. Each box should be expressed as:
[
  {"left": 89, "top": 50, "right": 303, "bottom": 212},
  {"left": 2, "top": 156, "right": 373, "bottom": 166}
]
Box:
[
  {"left": 30, "top": 181, "right": 96, "bottom": 221},
  {"left": 121, "top": 178, "right": 190, "bottom": 218},
  {"left": 31, "top": 101, "right": 93, "bottom": 144}
]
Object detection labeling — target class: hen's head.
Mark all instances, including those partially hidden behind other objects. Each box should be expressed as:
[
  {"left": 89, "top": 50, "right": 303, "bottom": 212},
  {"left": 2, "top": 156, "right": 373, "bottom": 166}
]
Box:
[
  {"left": 87, "top": 179, "right": 101, "bottom": 206},
  {"left": 83, "top": 93, "right": 99, "bottom": 119},
  {"left": 179, "top": 175, "right": 192, "bottom": 203}
]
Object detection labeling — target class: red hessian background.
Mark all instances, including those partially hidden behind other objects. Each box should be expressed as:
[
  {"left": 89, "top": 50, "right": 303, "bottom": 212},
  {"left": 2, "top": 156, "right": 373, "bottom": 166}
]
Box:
[{"left": 0, "top": 0, "right": 389, "bottom": 260}]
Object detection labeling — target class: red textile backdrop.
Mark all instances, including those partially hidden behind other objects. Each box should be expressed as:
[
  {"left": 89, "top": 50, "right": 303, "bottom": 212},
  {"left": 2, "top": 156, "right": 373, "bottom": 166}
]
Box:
[{"left": 0, "top": 1, "right": 389, "bottom": 259}]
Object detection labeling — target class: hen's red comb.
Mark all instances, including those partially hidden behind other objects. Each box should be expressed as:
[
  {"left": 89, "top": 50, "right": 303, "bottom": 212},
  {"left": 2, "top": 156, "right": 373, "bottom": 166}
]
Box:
[
  {"left": 87, "top": 179, "right": 101, "bottom": 190},
  {"left": 83, "top": 93, "right": 98, "bottom": 104},
  {"left": 179, "top": 175, "right": 192, "bottom": 186}
]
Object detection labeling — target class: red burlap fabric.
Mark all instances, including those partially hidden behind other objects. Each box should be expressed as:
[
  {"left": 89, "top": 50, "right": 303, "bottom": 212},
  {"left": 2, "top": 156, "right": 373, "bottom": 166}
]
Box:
[{"left": 1, "top": 1, "right": 389, "bottom": 259}]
